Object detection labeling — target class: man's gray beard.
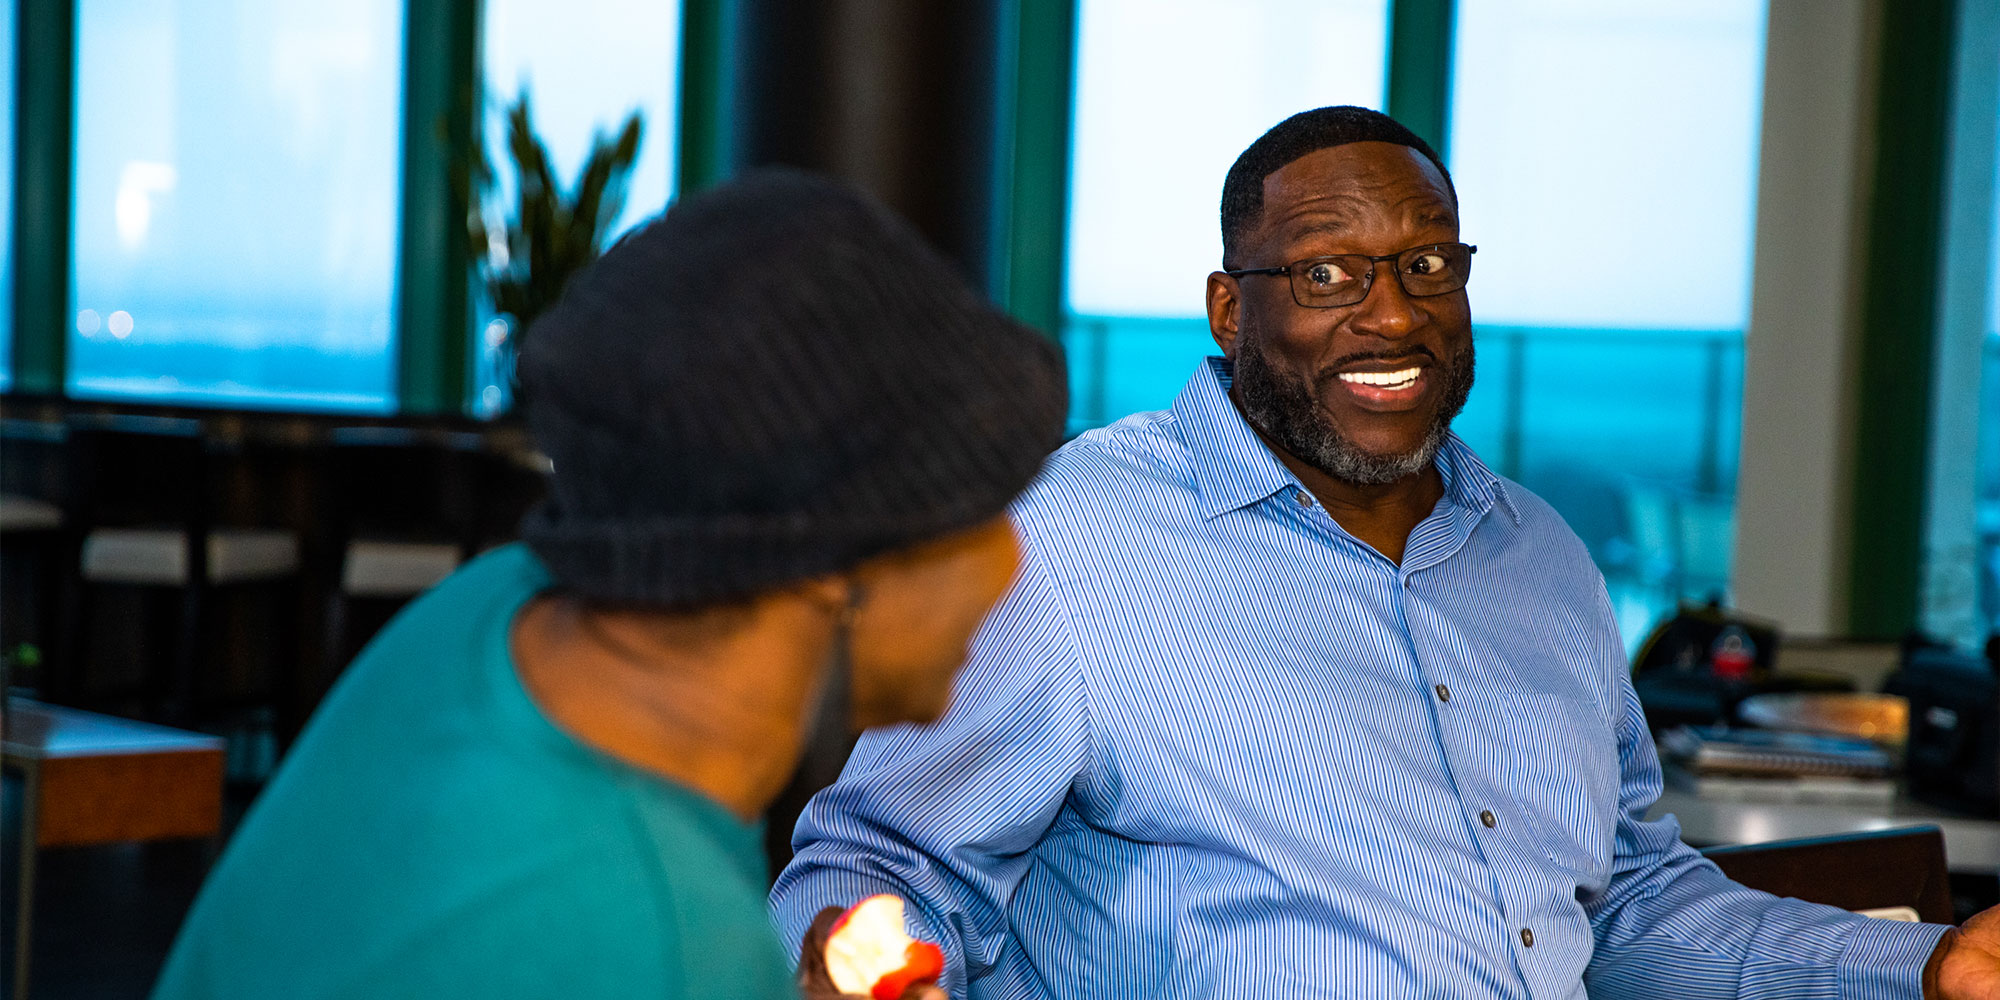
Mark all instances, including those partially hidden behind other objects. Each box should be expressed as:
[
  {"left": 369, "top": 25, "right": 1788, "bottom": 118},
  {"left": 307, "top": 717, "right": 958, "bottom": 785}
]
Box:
[{"left": 1233, "top": 335, "right": 1475, "bottom": 487}]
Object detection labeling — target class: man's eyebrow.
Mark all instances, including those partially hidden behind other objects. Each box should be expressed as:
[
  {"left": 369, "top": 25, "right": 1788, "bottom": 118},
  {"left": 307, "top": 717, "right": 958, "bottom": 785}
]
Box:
[
  {"left": 1414, "top": 206, "right": 1459, "bottom": 228},
  {"left": 1284, "top": 205, "right": 1458, "bottom": 242},
  {"left": 1289, "top": 217, "right": 1353, "bottom": 239}
]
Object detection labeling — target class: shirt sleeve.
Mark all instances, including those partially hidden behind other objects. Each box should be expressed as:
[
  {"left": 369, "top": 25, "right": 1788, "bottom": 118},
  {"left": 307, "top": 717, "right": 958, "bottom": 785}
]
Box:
[
  {"left": 1582, "top": 666, "right": 1951, "bottom": 1000},
  {"left": 769, "top": 543, "right": 1092, "bottom": 998}
]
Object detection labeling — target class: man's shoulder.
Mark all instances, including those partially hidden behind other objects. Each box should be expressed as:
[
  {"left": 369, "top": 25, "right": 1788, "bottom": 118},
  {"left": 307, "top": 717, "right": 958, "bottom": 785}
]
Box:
[
  {"left": 155, "top": 817, "right": 686, "bottom": 1000},
  {"left": 156, "top": 782, "right": 801, "bottom": 1000},
  {"left": 1014, "top": 409, "right": 1193, "bottom": 521},
  {"left": 1479, "top": 471, "right": 1603, "bottom": 578}
]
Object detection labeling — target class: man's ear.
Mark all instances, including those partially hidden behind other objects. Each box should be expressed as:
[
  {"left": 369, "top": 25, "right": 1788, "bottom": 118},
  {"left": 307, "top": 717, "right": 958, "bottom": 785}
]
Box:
[
  {"left": 1206, "top": 271, "right": 1242, "bottom": 357},
  {"left": 792, "top": 573, "right": 858, "bottom": 624}
]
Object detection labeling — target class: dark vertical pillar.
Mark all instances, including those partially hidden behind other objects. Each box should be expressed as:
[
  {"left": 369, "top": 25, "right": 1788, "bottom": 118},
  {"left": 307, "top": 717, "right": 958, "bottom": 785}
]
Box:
[
  {"left": 990, "top": 0, "right": 1076, "bottom": 337},
  {"left": 729, "top": 0, "right": 1004, "bottom": 282},
  {"left": 12, "top": 0, "right": 75, "bottom": 396},
  {"left": 1846, "top": 0, "right": 1958, "bottom": 638},
  {"left": 1386, "top": 0, "right": 1458, "bottom": 159},
  {"left": 676, "top": 0, "right": 738, "bottom": 197},
  {"left": 395, "top": 0, "right": 480, "bottom": 416}
]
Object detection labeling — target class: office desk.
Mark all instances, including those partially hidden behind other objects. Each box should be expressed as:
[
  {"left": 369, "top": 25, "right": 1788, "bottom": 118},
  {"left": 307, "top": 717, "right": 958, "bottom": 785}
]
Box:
[{"left": 1649, "top": 789, "right": 2000, "bottom": 875}]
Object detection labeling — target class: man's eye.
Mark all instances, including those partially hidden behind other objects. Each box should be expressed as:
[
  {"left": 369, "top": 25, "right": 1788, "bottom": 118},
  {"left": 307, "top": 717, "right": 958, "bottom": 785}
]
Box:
[
  {"left": 1408, "top": 252, "right": 1448, "bottom": 275},
  {"left": 1304, "top": 262, "right": 1349, "bottom": 286}
]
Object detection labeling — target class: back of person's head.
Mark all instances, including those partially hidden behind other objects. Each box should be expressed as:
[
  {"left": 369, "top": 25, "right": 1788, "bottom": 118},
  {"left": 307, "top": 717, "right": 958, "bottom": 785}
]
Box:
[
  {"left": 517, "top": 168, "right": 1067, "bottom": 610},
  {"left": 1220, "top": 105, "right": 1454, "bottom": 266}
]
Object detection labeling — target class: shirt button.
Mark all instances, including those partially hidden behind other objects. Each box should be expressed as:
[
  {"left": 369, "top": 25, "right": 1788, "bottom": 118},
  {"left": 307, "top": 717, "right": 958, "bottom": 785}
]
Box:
[
  {"left": 1293, "top": 490, "right": 1312, "bottom": 507},
  {"left": 1434, "top": 684, "right": 1451, "bottom": 703},
  {"left": 1520, "top": 928, "right": 1535, "bottom": 948},
  {"left": 1480, "top": 810, "right": 1496, "bottom": 828}
]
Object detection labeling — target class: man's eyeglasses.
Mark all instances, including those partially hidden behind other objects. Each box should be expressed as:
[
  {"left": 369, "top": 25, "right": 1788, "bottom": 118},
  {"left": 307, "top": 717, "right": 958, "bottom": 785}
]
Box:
[{"left": 1223, "top": 242, "right": 1477, "bottom": 309}]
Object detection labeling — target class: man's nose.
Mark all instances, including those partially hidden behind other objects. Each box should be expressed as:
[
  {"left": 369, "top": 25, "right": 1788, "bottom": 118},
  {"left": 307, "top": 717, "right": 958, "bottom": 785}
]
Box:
[{"left": 1347, "top": 260, "right": 1420, "bottom": 339}]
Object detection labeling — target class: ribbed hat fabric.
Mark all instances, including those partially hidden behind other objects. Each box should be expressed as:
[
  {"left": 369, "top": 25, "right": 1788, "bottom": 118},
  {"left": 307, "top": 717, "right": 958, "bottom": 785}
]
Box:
[{"left": 517, "top": 169, "right": 1067, "bottom": 606}]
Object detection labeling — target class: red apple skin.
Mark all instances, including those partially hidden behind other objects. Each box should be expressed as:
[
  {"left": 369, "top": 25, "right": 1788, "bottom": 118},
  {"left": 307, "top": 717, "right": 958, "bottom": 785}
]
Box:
[{"left": 869, "top": 942, "right": 944, "bottom": 1000}]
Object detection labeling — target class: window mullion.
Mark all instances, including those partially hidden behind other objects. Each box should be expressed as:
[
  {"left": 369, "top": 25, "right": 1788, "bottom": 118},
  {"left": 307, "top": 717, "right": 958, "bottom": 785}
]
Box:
[
  {"left": 1386, "top": 0, "right": 1457, "bottom": 160},
  {"left": 10, "top": 0, "right": 74, "bottom": 397},
  {"left": 992, "top": 0, "right": 1076, "bottom": 337},
  {"left": 395, "top": 0, "right": 480, "bottom": 416}
]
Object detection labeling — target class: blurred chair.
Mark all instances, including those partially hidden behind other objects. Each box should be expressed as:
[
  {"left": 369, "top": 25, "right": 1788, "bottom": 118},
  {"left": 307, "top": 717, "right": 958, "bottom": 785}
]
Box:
[
  {"left": 1701, "top": 825, "right": 1952, "bottom": 924},
  {"left": 1, "top": 419, "right": 71, "bottom": 693},
  {"left": 314, "top": 427, "right": 487, "bottom": 700},
  {"left": 55, "top": 416, "right": 300, "bottom": 734}
]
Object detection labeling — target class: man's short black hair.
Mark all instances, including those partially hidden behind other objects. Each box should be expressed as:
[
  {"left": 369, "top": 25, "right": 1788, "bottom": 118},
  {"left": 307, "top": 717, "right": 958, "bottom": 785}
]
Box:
[{"left": 1220, "top": 106, "right": 1455, "bottom": 267}]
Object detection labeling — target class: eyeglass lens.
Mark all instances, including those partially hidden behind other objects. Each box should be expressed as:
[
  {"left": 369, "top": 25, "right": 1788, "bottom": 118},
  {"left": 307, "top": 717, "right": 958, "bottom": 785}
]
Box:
[{"left": 1292, "top": 244, "right": 1473, "bottom": 308}]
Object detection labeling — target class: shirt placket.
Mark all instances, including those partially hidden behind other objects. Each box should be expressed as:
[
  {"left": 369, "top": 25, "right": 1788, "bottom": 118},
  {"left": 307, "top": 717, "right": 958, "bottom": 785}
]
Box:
[{"left": 1396, "top": 500, "right": 1558, "bottom": 998}]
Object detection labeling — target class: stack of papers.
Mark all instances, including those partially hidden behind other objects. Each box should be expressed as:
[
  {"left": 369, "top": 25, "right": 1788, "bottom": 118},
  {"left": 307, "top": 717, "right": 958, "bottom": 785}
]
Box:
[{"left": 1659, "top": 726, "right": 1895, "bottom": 780}]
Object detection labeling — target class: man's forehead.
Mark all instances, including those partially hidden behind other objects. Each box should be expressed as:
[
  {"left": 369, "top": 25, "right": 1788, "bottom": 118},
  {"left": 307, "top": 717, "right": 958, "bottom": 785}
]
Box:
[{"left": 1259, "top": 143, "right": 1457, "bottom": 232}]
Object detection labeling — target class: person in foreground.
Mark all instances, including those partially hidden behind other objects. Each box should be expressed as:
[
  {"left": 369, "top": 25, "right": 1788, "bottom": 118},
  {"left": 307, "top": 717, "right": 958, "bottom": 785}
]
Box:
[
  {"left": 151, "top": 170, "right": 1066, "bottom": 1000},
  {"left": 771, "top": 107, "right": 2000, "bottom": 999}
]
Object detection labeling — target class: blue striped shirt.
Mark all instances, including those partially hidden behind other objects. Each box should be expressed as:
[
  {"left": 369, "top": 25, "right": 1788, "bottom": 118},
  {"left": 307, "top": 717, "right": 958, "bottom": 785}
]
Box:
[{"left": 771, "top": 358, "right": 1948, "bottom": 999}]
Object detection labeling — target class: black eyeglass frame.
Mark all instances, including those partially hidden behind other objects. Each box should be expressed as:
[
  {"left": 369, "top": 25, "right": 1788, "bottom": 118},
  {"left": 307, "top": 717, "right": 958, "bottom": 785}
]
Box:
[{"left": 1223, "top": 242, "right": 1478, "bottom": 309}]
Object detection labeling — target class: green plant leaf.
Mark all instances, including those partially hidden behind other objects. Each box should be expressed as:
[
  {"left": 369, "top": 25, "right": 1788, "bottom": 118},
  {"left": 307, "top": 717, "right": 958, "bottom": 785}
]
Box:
[{"left": 466, "top": 83, "right": 645, "bottom": 365}]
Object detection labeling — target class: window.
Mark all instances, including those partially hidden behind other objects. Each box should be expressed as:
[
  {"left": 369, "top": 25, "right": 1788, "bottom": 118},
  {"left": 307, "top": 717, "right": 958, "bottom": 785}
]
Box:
[
  {"left": 68, "top": 0, "right": 406, "bottom": 412},
  {"left": 472, "top": 0, "right": 681, "bottom": 417},
  {"left": 1063, "top": 0, "right": 1391, "bottom": 431},
  {"left": 1448, "top": 0, "right": 1768, "bottom": 645}
]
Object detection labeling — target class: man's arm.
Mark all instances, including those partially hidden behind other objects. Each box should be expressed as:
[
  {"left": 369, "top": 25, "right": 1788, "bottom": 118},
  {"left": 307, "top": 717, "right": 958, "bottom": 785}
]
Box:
[
  {"left": 1583, "top": 670, "right": 1952, "bottom": 999},
  {"left": 771, "top": 548, "right": 1091, "bottom": 999}
]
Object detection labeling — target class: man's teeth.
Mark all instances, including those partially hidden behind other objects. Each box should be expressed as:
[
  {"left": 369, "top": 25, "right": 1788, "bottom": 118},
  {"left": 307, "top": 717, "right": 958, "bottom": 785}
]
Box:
[{"left": 1337, "top": 367, "right": 1422, "bottom": 389}]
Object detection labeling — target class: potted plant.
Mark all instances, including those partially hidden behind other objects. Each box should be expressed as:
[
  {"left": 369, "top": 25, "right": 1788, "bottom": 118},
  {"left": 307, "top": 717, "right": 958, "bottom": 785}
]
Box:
[{"left": 466, "top": 89, "right": 643, "bottom": 411}]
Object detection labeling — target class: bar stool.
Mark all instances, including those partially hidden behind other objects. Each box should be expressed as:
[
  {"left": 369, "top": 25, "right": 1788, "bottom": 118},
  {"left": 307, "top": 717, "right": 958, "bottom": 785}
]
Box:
[
  {"left": 314, "top": 428, "right": 487, "bottom": 701},
  {"left": 2, "top": 419, "right": 70, "bottom": 690},
  {"left": 55, "top": 417, "right": 301, "bottom": 735}
]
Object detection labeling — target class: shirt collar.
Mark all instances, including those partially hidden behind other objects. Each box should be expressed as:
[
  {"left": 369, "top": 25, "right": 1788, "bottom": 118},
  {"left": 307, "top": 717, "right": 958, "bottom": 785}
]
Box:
[
  {"left": 1175, "top": 357, "right": 1299, "bottom": 519},
  {"left": 1435, "top": 429, "right": 1523, "bottom": 526},
  {"left": 1172, "top": 356, "right": 1522, "bottom": 526}
]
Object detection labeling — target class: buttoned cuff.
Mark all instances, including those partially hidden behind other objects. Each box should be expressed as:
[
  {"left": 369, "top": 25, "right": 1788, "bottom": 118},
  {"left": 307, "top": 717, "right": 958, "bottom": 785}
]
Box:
[{"left": 1836, "top": 917, "right": 1953, "bottom": 1000}]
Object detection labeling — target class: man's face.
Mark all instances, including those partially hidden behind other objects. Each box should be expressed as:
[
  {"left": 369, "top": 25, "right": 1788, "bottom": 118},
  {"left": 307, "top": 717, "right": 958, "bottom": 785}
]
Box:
[
  {"left": 1208, "top": 142, "right": 1475, "bottom": 486},
  {"left": 847, "top": 516, "right": 1021, "bottom": 728}
]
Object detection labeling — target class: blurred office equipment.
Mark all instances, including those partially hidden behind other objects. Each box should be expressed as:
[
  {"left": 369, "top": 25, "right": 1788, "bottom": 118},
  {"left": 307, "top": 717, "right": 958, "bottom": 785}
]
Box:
[
  {"left": 1885, "top": 638, "right": 2000, "bottom": 818},
  {"left": 1631, "top": 602, "right": 1859, "bottom": 731}
]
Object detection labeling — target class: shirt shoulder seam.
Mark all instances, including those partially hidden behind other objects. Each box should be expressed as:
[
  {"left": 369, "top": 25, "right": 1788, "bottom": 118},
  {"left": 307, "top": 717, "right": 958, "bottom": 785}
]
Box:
[{"left": 1016, "top": 538, "right": 1103, "bottom": 790}]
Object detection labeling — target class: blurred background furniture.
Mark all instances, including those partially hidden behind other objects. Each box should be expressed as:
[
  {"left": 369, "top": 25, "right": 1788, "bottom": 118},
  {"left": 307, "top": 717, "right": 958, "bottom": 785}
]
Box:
[
  {"left": 2, "top": 424, "right": 69, "bottom": 717},
  {"left": 309, "top": 426, "right": 485, "bottom": 716},
  {"left": 1658, "top": 793, "right": 2000, "bottom": 881},
  {"left": 53, "top": 417, "right": 301, "bottom": 748},
  {"left": 1700, "top": 825, "right": 1953, "bottom": 924},
  {"left": 3, "top": 697, "right": 227, "bottom": 1000}
]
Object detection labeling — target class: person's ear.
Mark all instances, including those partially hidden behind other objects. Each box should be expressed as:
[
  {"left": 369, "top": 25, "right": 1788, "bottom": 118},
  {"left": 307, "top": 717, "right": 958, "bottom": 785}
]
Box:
[
  {"left": 1207, "top": 271, "right": 1242, "bottom": 357},
  {"left": 793, "top": 574, "right": 855, "bottom": 624}
]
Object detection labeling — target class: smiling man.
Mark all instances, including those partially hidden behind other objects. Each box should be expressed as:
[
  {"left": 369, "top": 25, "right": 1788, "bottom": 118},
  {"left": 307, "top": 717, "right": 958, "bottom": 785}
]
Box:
[{"left": 772, "top": 107, "right": 1999, "bottom": 999}]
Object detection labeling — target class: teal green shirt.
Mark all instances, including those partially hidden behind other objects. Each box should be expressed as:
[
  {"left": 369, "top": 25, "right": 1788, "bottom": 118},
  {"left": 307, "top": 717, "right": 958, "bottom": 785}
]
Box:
[{"left": 154, "top": 545, "right": 798, "bottom": 1000}]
